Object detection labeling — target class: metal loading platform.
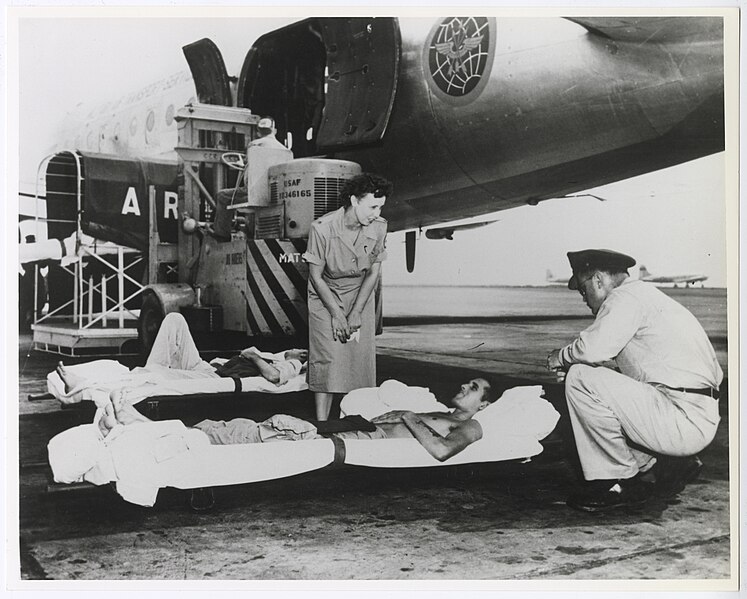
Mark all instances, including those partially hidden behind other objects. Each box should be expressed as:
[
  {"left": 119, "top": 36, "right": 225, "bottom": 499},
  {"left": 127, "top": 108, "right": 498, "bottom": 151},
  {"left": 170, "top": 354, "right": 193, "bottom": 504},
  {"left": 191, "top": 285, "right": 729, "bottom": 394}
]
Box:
[{"left": 30, "top": 150, "right": 178, "bottom": 355}]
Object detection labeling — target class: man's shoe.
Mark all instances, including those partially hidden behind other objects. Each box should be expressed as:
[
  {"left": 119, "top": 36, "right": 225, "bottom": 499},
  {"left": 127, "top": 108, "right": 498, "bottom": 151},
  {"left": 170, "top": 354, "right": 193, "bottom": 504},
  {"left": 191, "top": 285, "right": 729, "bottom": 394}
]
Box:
[
  {"left": 566, "top": 477, "right": 653, "bottom": 513},
  {"left": 653, "top": 455, "right": 704, "bottom": 498}
]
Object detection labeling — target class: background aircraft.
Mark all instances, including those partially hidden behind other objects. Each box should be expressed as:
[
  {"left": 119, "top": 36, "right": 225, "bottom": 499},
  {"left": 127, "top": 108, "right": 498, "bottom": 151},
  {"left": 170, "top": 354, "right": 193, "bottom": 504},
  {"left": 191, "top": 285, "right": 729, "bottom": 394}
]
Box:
[
  {"left": 638, "top": 265, "right": 708, "bottom": 287},
  {"left": 545, "top": 270, "right": 570, "bottom": 286}
]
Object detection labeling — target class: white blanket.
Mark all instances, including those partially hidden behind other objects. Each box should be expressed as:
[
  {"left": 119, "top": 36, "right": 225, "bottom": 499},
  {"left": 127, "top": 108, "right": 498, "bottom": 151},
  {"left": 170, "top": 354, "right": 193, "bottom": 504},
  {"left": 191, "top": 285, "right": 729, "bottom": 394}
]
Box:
[
  {"left": 49, "top": 420, "right": 334, "bottom": 507},
  {"left": 340, "top": 379, "right": 450, "bottom": 418},
  {"left": 47, "top": 359, "right": 308, "bottom": 407}
]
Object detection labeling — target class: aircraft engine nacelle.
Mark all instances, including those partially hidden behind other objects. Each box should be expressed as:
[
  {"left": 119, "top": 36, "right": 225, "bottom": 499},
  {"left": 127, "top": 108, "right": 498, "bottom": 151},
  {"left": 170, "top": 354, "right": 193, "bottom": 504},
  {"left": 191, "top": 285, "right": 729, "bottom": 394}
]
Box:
[
  {"left": 255, "top": 158, "right": 362, "bottom": 239},
  {"left": 424, "top": 228, "right": 454, "bottom": 240}
]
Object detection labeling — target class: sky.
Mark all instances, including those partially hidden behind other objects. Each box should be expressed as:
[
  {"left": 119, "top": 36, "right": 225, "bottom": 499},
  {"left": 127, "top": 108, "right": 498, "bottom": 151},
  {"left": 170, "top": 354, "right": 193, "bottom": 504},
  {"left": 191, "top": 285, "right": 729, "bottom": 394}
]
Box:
[{"left": 10, "top": 9, "right": 736, "bottom": 288}]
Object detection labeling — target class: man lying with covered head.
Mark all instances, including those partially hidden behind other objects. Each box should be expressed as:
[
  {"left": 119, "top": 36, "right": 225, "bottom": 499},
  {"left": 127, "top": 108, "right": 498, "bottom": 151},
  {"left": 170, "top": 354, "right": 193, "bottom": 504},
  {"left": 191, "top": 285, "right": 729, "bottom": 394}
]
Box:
[{"left": 52, "top": 312, "right": 307, "bottom": 405}]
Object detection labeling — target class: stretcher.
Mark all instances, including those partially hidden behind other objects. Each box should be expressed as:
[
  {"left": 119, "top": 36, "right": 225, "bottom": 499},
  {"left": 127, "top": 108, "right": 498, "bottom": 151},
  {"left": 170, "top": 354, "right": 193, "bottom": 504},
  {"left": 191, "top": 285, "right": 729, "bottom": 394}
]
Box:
[
  {"left": 47, "top": 384, "right": 560, "bottom": 508},
  {"left": 47, "top": 359, "right": 308, "bottom": 403}
]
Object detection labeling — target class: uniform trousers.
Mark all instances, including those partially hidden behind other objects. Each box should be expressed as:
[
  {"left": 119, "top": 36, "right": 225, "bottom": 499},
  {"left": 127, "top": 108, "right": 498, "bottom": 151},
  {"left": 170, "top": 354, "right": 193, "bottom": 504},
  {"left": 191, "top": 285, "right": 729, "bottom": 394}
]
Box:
[
  {"left": 145, "top": 312, "right": 218, "bottom": 377},
  {"left": 565, "top": 364, "right": 720, "bottom": 481}
]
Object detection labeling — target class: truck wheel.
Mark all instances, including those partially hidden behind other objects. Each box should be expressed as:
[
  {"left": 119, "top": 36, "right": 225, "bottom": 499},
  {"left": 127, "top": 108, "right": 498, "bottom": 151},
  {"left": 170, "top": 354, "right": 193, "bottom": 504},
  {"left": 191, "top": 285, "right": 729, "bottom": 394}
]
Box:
[{"left": 138, "top": 292, "right": 165, "bottom": 356}]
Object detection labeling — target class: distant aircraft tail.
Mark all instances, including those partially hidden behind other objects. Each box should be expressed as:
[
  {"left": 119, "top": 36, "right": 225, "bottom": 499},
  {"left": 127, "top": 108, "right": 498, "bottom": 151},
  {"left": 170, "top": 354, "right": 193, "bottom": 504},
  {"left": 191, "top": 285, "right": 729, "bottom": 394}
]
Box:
[{"left": 639, "top": 265, "right": 652, "bottom": 279}]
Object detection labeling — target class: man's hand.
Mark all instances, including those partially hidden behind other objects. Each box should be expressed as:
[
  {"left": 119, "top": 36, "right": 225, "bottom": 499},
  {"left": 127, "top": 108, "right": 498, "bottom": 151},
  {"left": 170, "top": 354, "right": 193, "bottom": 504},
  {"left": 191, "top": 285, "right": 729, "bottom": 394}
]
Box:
[
  {"left": 546, "top": 349, "right": 568, "bottom": 382},
  {"left": 371, "top": 410, "right": 409, "bottom": 424},
  {"left": 284, "top": 349, "right": 308, "bottom": 362},
  {"left": 546, "top": 349, "right": 563, "bottom": 372},
  {"left": 239, "top": 347, "right": 260, "bottom": 360}
]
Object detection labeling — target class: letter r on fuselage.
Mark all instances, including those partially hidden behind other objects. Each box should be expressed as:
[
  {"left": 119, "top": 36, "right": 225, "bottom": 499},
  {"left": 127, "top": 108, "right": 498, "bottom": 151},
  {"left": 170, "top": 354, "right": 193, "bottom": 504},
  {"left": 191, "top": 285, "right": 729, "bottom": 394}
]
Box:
[{"left": 163, "top": 191, "right": 178, "bottom": 219}]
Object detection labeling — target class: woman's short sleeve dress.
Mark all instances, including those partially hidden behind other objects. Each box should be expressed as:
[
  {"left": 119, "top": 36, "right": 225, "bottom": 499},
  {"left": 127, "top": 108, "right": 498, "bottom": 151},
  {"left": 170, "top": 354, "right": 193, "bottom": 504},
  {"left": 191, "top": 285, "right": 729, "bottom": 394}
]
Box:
[{"left": 302, "top": 207, "right": 388, "bottom": 393}]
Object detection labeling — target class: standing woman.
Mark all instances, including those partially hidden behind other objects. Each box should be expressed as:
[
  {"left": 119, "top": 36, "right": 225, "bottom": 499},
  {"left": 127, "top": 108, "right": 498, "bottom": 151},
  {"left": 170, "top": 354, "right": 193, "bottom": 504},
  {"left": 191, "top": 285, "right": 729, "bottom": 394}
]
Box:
[{"left": 302, "top": 174, "right": 392, "bottom": 420}]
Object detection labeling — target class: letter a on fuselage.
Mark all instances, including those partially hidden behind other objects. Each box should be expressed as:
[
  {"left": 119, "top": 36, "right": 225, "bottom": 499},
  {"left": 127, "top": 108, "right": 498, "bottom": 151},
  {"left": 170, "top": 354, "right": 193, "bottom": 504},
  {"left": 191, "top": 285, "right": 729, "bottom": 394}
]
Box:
[{"left": 121, "top": 186, "right": 141, "bottom": 216}]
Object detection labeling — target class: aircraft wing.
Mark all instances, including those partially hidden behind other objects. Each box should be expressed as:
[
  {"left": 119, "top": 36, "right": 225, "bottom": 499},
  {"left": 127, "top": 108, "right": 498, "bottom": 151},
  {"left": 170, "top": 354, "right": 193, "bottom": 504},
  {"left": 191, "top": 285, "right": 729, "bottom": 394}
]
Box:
[{"left": 566, "top": 16, "right": 723, "bottom": 43}]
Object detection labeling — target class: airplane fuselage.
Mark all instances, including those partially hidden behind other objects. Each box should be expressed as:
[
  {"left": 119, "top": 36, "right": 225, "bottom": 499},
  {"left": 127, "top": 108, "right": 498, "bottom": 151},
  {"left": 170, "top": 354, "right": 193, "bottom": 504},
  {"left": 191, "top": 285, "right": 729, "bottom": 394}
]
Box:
[
  {"left": 337, "top": 17, "right": 724, "bottom": 230},
  {"left": 642, "top": 275, "right": 708, "bottom": 284},
  {"left": 52, "top": 16, "right": 725, "bottom": 235}
]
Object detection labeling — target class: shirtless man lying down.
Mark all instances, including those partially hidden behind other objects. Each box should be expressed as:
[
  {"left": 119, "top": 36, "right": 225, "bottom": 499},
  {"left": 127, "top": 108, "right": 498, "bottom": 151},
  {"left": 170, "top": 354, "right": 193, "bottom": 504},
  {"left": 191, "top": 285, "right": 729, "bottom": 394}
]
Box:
[{"left": 94, "top": 377, "right": 495, "bottom": 462}]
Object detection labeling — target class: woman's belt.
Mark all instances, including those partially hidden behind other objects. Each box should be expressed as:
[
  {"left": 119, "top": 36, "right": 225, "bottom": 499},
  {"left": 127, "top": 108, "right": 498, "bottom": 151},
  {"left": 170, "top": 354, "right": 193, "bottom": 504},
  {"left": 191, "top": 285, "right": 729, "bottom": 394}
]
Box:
[{"left": 652, "top": 383, "right": 720, "bottom": 400}]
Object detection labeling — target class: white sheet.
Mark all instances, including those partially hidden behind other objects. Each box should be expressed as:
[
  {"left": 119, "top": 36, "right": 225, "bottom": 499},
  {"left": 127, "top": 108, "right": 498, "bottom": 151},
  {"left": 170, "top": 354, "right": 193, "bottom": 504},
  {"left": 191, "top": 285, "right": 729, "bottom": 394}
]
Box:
[
  {"left": 49, "top": 419, "right": 334, "bottom": 506},
  {"left": 167, "top": 439, "right": 335, "bottom": 490},
  {"left": 47, "top": 359, "right": 308, "bottom": 406},
  {"left": 342, "top": 436, "right": 544, "bottom": 468}
]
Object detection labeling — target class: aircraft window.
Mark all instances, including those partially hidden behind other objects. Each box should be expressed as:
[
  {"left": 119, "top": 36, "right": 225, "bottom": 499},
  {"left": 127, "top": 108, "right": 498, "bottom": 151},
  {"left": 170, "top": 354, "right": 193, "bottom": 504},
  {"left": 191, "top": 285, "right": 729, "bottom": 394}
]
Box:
[
  {"left": 286, "top": 131, "right": 293, "bottom": 150},
  {"left": 113, "top": 123, "right": 120, "bottom": 141},
  {"left": 146, "top": 110, "right": 155, "bottom": 132},
  {"left": 306, "top": 127, "right": 314, "bottom": 141},
  {"left": 165, "top": 104, "right": 175, "bottom": 126},
  {"left": 129, "top": 117, "right": 138, "bottom": 136}
]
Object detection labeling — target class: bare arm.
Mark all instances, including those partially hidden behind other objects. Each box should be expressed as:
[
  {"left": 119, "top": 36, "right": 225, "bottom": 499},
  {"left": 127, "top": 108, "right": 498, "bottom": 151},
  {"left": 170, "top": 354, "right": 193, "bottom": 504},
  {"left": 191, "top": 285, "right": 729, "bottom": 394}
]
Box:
[
  {"left": 308, "top": 263, "right": 351, "bottom": 342},
  {"left": 347, "top": 263, "right": 381, "bottom": 331},
  {"left": 238, "top": 350, "right": 281, "bottom": 384},
  {"left": 401, "top": 412, "right": 483, "bottom": 462}
]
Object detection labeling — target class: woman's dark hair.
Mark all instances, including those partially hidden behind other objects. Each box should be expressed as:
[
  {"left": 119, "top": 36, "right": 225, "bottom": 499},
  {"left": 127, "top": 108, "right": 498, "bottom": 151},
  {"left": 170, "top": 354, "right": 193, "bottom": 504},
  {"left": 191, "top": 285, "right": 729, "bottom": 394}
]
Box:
[{"left": 339, "top": 173, "right": 393, "bottom": 207}]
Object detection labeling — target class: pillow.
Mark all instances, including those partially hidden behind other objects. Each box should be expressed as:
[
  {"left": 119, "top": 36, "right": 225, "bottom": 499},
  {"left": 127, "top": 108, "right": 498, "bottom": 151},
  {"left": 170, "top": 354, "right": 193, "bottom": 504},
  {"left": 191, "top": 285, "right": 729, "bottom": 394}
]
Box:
[{"left": 473, "top": 386, "right": 560, "bottom": 443}]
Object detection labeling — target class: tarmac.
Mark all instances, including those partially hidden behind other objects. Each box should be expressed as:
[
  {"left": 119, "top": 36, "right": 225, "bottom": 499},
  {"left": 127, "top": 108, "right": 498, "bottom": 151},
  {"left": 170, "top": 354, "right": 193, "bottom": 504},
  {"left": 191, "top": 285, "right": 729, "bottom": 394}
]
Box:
[{"left": 12, "top": 287, "right": 734, "bottom": 586}]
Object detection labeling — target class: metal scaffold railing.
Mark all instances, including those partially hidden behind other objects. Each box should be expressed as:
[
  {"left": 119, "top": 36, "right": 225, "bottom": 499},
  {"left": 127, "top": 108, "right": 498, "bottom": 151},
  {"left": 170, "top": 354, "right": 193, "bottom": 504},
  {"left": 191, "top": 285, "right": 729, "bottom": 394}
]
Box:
[{"left": 28, "top": 150, "right": 145, "bottom": 355}]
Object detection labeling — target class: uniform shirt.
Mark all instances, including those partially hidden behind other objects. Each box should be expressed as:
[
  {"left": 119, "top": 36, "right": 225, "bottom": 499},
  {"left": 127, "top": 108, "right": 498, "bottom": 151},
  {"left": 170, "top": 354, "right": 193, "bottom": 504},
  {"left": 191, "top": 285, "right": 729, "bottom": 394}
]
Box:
[
  {"left": 302, "top": 207, "right": 387, "bottom": 279},
  {"left": 248, "top": 134, "right": 290, "bottom": 151},
  {"left": 558, "top": 279, "right": 722, "bottom": 389}
]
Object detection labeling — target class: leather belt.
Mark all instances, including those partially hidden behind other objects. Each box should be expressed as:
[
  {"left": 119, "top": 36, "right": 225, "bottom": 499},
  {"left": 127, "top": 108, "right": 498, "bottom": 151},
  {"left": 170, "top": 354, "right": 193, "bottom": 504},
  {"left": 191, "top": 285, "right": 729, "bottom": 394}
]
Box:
[{"left": 652, "top": 383, "right": 720, "bottom": 400}]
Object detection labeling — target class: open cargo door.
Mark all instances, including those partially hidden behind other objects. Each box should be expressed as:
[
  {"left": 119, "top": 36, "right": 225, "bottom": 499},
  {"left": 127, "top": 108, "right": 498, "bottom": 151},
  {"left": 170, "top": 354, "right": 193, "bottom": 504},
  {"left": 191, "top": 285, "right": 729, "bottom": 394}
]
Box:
[
  {"left": 315, "top": 17, "right": 401, "bottom": 152},
  {"left": 238, "top": 17, "right": 400, "bottom": 157},
  {"left": 182, "top": 38, "right": 232, "bottom": 106}
]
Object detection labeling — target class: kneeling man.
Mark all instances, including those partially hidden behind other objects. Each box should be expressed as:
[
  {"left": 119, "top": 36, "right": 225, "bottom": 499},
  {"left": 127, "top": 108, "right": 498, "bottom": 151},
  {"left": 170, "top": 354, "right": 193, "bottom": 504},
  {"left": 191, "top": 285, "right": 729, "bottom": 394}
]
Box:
[{"left": 547, "top": 249, "right": 722, "bottom": 512}]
